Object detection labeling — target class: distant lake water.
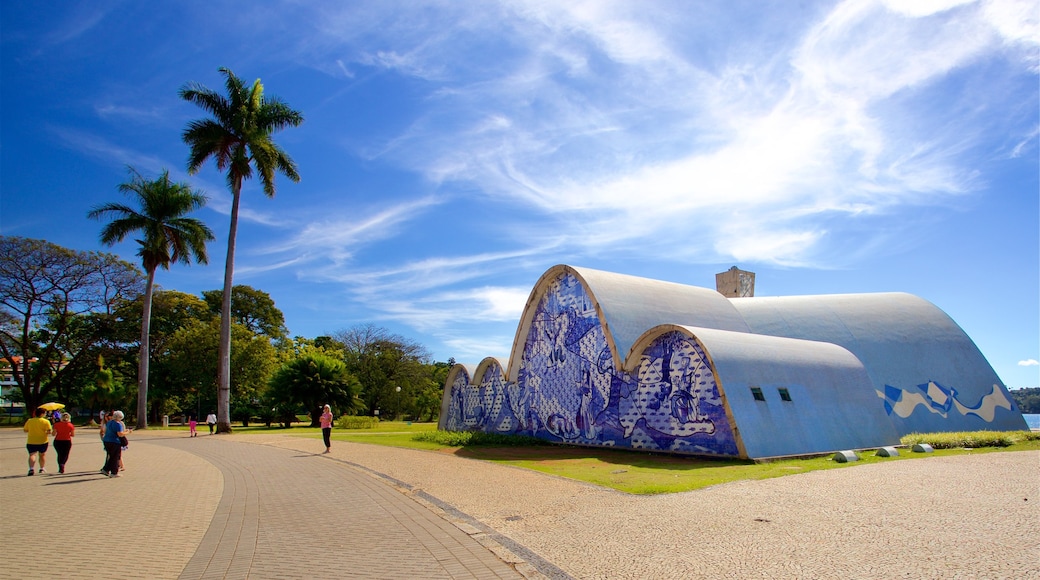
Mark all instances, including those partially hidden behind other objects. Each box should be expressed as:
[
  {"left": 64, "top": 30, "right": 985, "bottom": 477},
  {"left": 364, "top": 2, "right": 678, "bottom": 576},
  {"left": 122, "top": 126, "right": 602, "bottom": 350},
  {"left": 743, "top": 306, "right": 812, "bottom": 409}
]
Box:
[{"left": 1024, "top": 414, "right": 1040, "bottom": 430}]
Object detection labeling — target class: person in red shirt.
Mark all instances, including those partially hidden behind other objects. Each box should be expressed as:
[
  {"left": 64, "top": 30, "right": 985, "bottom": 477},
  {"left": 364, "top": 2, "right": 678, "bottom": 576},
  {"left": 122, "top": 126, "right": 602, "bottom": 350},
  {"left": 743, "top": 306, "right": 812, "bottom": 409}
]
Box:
[{"left": 52, "top": 412, "right": 75, "bottom": 474}]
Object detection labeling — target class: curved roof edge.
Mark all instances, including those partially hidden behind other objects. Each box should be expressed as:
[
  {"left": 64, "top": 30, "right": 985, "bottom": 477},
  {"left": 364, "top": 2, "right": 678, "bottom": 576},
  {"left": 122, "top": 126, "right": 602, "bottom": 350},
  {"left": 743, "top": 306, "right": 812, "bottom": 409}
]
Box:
[
  {"left": 622, "top": 323, "right": 865, "bottom": 374},
  {"left": 473, "top": 357, "right": 508, "bottom": 382},
  {"left": 506, "top": 265, "right": 749, "bottom": 380},
  {"left": 624, "top": 324, "right": 900, "bottom": 458},
  {"left": 437, "top": 363, "right": 475, "bottom": 430}
]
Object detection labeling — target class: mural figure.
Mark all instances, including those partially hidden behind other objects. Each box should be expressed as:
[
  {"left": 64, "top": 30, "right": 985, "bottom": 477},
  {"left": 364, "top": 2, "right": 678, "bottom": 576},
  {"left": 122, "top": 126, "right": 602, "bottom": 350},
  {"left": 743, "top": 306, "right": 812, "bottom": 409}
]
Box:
[
  {"left": 618, "top": 331, "right": 734, "bottom": 454},
  {"left": 442, "top": 272, "right": 739, "bottom": 455}
]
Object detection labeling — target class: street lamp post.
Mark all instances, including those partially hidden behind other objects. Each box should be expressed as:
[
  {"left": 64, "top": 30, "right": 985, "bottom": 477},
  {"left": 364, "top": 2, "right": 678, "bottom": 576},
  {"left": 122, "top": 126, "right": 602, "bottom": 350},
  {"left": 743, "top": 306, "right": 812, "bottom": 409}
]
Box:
[{"left": 395, "top": 386, "right": 401, "bottom": 421}]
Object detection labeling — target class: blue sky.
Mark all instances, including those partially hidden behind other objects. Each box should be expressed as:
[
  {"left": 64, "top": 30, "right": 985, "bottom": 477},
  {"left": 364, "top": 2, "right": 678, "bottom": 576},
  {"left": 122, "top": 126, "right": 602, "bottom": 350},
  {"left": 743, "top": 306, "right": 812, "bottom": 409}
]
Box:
[{"left": 2, "top": 0, "right": 1037, "bottom": 389}]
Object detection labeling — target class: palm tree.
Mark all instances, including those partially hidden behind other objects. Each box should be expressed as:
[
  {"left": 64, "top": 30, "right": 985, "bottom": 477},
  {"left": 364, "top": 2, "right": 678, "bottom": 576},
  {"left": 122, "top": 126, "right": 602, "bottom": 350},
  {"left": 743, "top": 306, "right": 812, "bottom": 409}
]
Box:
[
  {"left": 180, "top": 67, "right": 303, "bottom": 433},
  {"left": 89, "top": 167, "right": 214, "bottom": 429}
]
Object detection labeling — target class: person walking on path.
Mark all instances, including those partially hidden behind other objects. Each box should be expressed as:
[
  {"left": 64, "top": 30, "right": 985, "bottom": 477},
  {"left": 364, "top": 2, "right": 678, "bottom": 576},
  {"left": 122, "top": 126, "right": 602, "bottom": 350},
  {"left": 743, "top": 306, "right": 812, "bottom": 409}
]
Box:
[
  {"left": 206, "top": 412, "right": 216, "bottom": 435},
  {"left": 52, "top": 412, "right": 75, "bottom": 474},
  {"left": 320, "top": 404, "right": 333, "bottom": 453},
  {"left": 99, "top": 410, "right": 113, "bottom": 471},
  {"left": 189, "top": 415, "right": 198, "bottom": 437},
  {"left": 102, "top": 410, "right": 128, "bottom": 477},
  {"left": 24, "top": 408, "right": 52, "bottom": 476}
]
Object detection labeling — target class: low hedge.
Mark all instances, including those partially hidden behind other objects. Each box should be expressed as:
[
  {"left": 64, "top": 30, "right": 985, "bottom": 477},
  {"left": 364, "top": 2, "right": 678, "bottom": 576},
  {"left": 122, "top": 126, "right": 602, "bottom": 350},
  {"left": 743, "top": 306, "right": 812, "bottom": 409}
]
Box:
[
  {"left": 412, "top": 430, "right": 548, "bottom": 447},
  {"left": 900, "top": 430, "right": 1040, "bottom": 449},
  {"left": 337, "top": 415, "right": 380, "bottom": 430}
]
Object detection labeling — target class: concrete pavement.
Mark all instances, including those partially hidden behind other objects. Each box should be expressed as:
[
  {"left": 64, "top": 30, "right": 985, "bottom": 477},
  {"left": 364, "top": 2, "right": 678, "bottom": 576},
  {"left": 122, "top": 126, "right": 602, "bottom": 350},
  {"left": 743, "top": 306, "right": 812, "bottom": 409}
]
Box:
[{"left": 0, "top": 428, "right": 541, "bottom": 580}]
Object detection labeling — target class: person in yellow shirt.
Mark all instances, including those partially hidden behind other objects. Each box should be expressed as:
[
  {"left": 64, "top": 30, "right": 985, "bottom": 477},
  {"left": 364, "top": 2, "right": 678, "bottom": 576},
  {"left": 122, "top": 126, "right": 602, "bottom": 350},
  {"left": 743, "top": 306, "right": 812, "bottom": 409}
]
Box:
[{"left": 24, "top": 407, "right": 53, "bottom": 476}]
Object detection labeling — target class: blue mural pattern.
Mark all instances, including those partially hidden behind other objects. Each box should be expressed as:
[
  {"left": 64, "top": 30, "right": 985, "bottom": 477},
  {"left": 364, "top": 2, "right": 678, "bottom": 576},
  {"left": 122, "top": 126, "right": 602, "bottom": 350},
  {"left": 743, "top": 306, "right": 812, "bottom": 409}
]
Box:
[
  {"left": 879, "top": 380, "right": 1013, "bottom": 422},
  {"left": 443, "top": 272, "right": 739, "bottom": 456}
]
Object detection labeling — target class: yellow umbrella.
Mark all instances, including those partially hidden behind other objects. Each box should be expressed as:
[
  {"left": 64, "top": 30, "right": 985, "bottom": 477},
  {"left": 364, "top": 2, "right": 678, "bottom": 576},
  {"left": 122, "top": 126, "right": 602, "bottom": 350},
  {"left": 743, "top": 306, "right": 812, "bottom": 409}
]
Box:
[{"left": 38, "top": 402, "right": 65, "bottom": 411}]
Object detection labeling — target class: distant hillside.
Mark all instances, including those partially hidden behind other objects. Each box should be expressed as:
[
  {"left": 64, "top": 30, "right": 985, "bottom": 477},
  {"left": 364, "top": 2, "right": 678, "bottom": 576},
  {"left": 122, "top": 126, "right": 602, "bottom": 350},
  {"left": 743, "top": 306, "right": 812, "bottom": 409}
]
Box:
[{"left": 1010, "top": 387, "right": 1040, "bottom": 414}]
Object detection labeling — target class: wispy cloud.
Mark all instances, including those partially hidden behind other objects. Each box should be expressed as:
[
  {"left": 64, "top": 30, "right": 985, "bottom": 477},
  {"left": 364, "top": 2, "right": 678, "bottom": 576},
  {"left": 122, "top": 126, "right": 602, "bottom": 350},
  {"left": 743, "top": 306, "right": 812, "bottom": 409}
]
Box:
[
  {"left": 257, "top": 196, "right": 444, "bottom": 268},
  {"left": 228, "top": 0, "right": 1036, "bottom": 339},
  {"left": 51, "top": 126, "right": 168, "bottom": 176},
  {"left": 44, "top": 3, "right": 115, "bottom": 45},
  {"left": 300, "top": 0, "right": 1036, "bottom": 270},
  {"left": 51, "top": 126, "right": 286, "bottom": 229},
  {"left": 1019, "top": 359, "right": 1039, "bottom": 366},
  {"left": 94, "top": 104, "right": 168, "bottom": 122}
]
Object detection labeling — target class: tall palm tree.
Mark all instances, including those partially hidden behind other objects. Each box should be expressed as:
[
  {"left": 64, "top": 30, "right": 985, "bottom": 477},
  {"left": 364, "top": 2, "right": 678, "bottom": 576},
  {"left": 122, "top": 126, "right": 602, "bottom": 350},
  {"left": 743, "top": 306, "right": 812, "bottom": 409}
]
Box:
[
  {"left": 89, "top": 167, "right": 214, "bottom": 429},
  {"left": 180, "top": 67, "right": 303, "bottom": 433}
]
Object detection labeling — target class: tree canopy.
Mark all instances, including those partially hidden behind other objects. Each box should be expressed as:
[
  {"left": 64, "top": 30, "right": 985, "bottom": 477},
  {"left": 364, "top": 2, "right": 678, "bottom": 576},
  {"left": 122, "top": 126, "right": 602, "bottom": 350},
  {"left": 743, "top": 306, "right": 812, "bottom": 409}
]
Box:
[
  {"left": 202, "top": 285, "right": 287, "bottom": 342},
  {"left": 268, "top": 351, "right": 364, "bottom": 427},
  {"left": 331, "top": 323, "right": 432, "bottom": 420},
  {"left": 0, "top": 236, "right": 143, "bottom": 410}
]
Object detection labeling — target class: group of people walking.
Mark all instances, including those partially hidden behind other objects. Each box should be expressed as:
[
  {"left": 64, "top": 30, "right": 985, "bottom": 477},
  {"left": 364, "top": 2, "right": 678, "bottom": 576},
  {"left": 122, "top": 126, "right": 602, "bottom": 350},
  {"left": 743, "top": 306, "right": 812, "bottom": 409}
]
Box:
[
  {"left": 25, "top": 404, "right": 335, "bottom": 476},
  {"left": 23, "top": 406, "right": 129, "bottom": 477},
  {"left": 99, "top": 409, "right": 130, "bottom": 477}
]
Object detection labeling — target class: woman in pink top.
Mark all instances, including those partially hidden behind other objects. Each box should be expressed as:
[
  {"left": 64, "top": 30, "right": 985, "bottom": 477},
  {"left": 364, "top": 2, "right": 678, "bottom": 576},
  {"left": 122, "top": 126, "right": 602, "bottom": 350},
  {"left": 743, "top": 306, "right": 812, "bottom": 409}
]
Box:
[{"left": 320, "top": 404, "right": 333, "bottom": 453}]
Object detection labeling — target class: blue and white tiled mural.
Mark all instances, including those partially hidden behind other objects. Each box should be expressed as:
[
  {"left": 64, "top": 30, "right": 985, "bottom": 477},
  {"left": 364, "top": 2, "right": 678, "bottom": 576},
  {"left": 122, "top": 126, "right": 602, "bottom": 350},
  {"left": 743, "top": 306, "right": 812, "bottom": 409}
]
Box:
[
  {"left": 878, "top": 381, "right": 1013, "bottom": 422},
  {"left": 442, "top": 272, "right": 739, "bottom": 456}
]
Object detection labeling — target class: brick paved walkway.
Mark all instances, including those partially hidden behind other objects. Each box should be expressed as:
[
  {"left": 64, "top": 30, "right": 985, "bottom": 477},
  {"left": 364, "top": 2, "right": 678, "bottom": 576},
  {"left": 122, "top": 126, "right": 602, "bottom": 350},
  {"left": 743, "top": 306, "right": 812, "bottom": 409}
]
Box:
[{"left": 0, "top": 429, "right": 538, "bottom": 580}]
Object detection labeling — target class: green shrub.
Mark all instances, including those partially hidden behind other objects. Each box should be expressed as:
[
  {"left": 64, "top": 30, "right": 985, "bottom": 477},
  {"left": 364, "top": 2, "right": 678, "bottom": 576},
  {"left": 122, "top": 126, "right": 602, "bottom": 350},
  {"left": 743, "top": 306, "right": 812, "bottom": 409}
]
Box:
[
  {"left": 338, "top": 415, "right": 379, "bottom": 430},
  {"left": 412, "top": 430, "right": 548, "bottom": 447},
  {"left": 900, "top": 430, "right": 1036, "bottom": 449}
]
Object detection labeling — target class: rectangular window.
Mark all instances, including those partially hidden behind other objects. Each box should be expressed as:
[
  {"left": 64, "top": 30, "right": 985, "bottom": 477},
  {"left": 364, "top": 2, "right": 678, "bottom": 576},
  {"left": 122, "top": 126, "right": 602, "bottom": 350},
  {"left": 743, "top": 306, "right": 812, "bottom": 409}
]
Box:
[
  {"left": 778, "top": 388, "right": 792, "bottom": 402},
  {"left": 750, "top": 387, "right": 765, "bottom": 401}
]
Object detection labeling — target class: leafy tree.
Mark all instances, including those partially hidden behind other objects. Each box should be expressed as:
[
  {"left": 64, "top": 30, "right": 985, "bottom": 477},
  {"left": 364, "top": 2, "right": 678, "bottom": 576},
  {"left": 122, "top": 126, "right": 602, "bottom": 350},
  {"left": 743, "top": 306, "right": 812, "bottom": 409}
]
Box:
[
  {"left": 414, "top": 361, "right": 451, "bottom": 422},
  {"left": 202, "top": 285, "right": 287, "bottom": 342},
  {"left": 47, "top": 312, "right": 135, "bottom": 413},
  {"left": 0, "top": 237, "right": 143, "bottom": 410},
  {"left": 75, "top": 355, "right": 132, "bottom": 422},
  {"left": 114, "top": 290, "right": 214, "bottom": 421},
  {"left": 1009, "top": 387, "right": 1040, "bottom": 414},
  {"left": 268, "top": 351, "right": 364, "bottom": 427},
  {"left": 161, "top": 318, "right": 278, "bottom": 422},
  {"left": 118, "top": 290, "right": 214, "bottom": 355},
  {"left": 332, "top": 324, "right": 431, "bottom": 419},
  {"left": 89, "top": 167, "right": 214, "bottom": 429},
  {"left": 281, "top": 335, "right": 344, "bottom": 363},
  {"left": 181, "top": 67, "right": 303, "bottom": 433}
]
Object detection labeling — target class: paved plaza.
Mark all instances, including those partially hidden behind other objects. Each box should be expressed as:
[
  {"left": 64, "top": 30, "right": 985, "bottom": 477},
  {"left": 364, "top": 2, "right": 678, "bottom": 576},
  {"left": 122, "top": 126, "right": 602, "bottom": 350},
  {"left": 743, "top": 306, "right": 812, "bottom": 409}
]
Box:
[{"left": 1, "top": 427, "right": 1037, "bottom": 579}]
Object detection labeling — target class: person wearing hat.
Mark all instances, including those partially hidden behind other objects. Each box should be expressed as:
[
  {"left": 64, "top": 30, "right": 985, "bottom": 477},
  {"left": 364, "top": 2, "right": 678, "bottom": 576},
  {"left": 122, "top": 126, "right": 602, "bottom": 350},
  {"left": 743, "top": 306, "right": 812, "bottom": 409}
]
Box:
[{"left": 24, "top": 408, "right": 52, "bottom": 476}]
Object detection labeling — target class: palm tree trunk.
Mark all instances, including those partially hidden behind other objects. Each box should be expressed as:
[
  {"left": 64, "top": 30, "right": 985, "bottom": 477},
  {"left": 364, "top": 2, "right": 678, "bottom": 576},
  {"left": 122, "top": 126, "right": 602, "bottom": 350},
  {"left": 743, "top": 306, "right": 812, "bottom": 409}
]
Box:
[
  {"left": 216, "top": 183, "right": 241, "bottom": 434},
  {"left": 136, "top": 267, "right": 156, "bottom": 429}
]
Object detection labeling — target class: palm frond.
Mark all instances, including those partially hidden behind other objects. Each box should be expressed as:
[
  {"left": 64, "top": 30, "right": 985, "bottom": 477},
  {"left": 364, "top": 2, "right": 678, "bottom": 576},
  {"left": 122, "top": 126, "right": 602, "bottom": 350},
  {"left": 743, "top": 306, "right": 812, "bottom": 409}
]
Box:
[{"left": 90, "top": 166, "right": 214, "bottom": 271}]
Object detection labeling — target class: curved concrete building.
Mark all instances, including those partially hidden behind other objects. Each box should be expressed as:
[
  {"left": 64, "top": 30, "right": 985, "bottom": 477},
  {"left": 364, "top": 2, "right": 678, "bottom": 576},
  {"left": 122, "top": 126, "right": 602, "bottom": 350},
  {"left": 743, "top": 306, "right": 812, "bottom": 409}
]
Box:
[{"left": 439, "top": 265, "right": 1026, "bottom": 459}]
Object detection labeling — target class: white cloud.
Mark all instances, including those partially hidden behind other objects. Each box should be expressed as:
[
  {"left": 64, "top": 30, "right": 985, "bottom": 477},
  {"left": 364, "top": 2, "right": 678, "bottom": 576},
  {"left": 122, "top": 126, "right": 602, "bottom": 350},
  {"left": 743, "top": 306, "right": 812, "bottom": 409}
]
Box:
[
  {"left": 311, "top": 0, "right": 1031, "bottom": 267},
  {"left": 1019, "top": 359, "right": 1040, "bottom": 366},
  {"left": 982, "top": 0, "right": 1040, "bottom": 49},
  {"left": 878, "top": 0, "right": 975, "bottom": 18},
  {"left": 241, "top": 0, "right": 1039, "bottom": 328},
  {"left": 440, "top": 334, "right": 514, "bottom": 364}
]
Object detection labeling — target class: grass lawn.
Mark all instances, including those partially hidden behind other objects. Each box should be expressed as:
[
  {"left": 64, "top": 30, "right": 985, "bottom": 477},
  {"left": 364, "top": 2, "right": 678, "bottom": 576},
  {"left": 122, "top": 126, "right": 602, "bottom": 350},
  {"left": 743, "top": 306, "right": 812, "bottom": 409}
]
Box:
[{"left": 263, "top": 421, "right": 1040, "bottom": 495}]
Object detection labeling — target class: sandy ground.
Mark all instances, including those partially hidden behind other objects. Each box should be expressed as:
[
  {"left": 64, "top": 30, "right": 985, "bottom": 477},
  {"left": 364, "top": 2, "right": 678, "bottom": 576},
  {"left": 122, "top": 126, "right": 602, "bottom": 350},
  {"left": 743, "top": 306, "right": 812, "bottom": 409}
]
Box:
[{"left": 251, "top": 434, "right": 1040, "bottom": 579}]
